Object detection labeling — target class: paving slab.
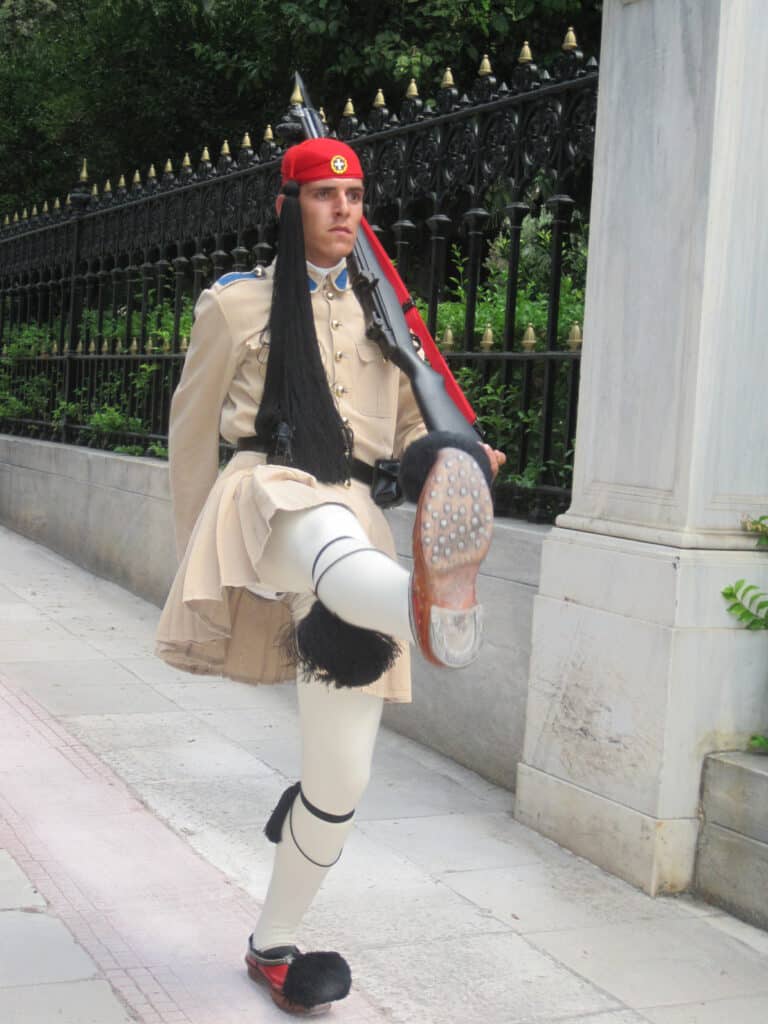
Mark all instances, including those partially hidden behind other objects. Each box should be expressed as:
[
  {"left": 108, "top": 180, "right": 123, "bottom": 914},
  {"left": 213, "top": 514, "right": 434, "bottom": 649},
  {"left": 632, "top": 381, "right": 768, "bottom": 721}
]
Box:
[
  {"left": 5, "top": 659, "right": 180, "bottom": 715},
  {"left": 0, "top": 980, "right": 134, "bottom": 1023},
  {"left": 528, "top": 916, "right": 768, "bottom": 1009},
  {"left": 353, "top": 931, "right": 621, "bottom": 1024},
  {"left": 0, "top": 850, "right": 45, "bottom": 909},
  {"left": 441, "top": 856, "right": 688, "bottom": 934},
  {"left": 642, "top": 994, "right": 768, "bottom": 1023},
  {"left": 0, "top": 910, "right": 97, "bottom": 986}
]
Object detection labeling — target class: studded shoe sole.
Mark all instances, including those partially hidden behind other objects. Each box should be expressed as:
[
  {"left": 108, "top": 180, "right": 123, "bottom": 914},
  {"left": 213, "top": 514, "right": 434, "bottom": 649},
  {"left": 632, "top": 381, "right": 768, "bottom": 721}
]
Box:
[{"left": 410, "top": 447, "right": 493, "bottom": 667}]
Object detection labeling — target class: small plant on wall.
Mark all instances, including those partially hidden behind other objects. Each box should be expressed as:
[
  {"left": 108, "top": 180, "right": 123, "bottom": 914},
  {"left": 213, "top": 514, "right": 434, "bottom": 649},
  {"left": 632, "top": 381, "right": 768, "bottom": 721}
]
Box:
[{"left": 722, "top": 515, "right": 768, "bottom": 754}]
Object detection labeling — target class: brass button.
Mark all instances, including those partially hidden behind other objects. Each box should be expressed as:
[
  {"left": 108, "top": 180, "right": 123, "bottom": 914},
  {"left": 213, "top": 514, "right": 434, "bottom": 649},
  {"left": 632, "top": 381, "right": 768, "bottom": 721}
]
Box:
[
  {"left": 326, "top": 290, "right": 335, "bottom": 300},
  {"left": 334, "top": 350, "right": 343, "bottom": 362},
  {"left": 331, "top": 319, "right": 341, "bottom": 329},
  {"left": 344, "top": 478, "right": 352, "bottom": 488},
  {"left": 342, "top": 416, "right": 350, "bottom": 425},
  {"left": 334, "top": 383, "right": 347, "bottom": 397}
]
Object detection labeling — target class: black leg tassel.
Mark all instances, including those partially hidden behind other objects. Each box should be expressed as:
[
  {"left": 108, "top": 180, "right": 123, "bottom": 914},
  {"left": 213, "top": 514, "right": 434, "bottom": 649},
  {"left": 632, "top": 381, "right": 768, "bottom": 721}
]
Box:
[{"left": 284, "top": 600, "right": 401, "bottom": 689}]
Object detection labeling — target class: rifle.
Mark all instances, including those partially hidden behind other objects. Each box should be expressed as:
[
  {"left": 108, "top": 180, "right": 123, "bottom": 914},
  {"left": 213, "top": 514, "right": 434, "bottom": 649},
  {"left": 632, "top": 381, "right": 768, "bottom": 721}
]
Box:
[{"left": 289, "top": 73, "right": 482, "bottom": 444}]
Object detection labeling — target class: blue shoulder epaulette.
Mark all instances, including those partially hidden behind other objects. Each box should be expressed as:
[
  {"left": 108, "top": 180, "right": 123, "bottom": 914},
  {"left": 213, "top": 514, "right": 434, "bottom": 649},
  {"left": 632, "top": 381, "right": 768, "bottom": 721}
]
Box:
[{"left": 216, "top": 267, "right": 266, "bottom": 287}]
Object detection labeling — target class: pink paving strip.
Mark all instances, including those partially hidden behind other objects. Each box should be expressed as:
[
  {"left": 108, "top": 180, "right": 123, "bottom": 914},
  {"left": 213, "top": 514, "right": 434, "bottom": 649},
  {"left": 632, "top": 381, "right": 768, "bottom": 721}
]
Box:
[{"left": 0, "top": 674, "right": 386, "bottom": 1023}]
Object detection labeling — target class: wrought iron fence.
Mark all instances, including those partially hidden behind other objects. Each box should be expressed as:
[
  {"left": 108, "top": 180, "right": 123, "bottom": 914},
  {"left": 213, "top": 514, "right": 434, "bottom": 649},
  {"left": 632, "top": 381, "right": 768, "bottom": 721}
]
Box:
[{"left": 0, "top": 30, "right": 597, "bottom": 521}]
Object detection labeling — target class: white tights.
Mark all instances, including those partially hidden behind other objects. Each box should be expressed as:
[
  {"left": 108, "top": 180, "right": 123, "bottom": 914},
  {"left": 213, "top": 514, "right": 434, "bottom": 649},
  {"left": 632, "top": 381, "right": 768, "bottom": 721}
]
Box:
[{"left": 251, "top": 503, "right": 406, "bottom": 950}]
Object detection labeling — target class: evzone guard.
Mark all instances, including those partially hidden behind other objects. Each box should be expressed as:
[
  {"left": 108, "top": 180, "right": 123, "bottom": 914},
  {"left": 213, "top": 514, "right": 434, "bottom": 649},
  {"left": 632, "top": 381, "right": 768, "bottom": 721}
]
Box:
[{"left": 156, "top": 137, "right": 505, "bottom": 1015}]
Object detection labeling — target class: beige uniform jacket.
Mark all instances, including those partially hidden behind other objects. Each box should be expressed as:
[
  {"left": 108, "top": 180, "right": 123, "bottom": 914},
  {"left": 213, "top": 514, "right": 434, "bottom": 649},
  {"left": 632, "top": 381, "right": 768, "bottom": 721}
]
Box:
[{"left": 155, "top": 261, "right": 427, "bottom": 702}]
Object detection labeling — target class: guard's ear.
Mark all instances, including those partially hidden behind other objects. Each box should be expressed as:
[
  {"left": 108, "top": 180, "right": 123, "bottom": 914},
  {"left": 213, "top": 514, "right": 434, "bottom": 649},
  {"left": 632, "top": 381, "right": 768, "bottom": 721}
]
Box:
[{"left": 275, "top": 194, "right": 284, "bottom": 217}]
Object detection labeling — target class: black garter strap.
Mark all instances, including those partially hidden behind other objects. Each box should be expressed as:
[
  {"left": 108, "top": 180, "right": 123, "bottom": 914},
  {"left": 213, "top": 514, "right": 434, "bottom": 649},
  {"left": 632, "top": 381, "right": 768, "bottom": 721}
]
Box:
[
  {"left": 289, "top": 803, "right": 343, "bottom": 869},
  {"left": 300, "top": 787, "right": 355, "bottom": 824},
  {"left": 313, "top": 546, "right": 379, "bottom": 597},
  {"left": 310, "top": 535, "right": 356, "bottom": 588}
]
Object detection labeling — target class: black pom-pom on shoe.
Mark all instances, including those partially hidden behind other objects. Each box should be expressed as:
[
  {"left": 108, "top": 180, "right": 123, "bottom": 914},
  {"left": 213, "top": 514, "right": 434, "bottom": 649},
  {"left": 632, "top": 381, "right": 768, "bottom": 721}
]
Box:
[
  {"left": 400, "top": 430, "right": 493, "bottom": 502},
  {"left": 283, "top": 951, "right": 351, "bottom": 1008},
  {"left": 284, "top": 600, "right": 400, "bottom": 688}
]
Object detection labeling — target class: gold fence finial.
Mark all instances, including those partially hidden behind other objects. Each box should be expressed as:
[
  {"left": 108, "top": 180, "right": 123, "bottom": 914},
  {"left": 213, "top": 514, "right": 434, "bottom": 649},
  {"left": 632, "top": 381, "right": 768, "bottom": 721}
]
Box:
[
  {"left": 519, "top": 41, "right": 533, "bottom": 64},
  {"left": 22, "top": 207, "right": 28, "bottom": 220},
  {"left": 480, "top": 323, "right": 494, "bottom": 350},
  {"left": 441, "top": 67, "right": 455, "bottom": 88},
  {"left": 80, "top": 158, "right": 88, "bottom": 182},
  {"left": 201, "top": 145, "right": 211, "bottom": 162},
  {"left": 65, "top": 193, "right": 72, "bottom": 206},
  {"left": 12, "top": 211, "right": 19, "bottom": 223},
  {"left": 54, "top": 197, "right": 61, "bottom": 211},
  {"left": 478, "top": 54, "right": 492, "bottom": 77},
  {"left": 3, "top": 214, "right": 8, "bottom": 227},
  {"left": 521, "top": 323, "right": 536, "bottom": 350},
  {"left": 441, "top": 326, "right": 455, "bottom": 350},
  {"left": 117, "top": 173, "right": 126, "bottom": 188},
  {"left": 241, "top": 131, "right": 252, "bottom": 148},
  {"left": 104, "top": 179, "right": 112, "bottom": 193},
  {"left": 567, "top": 322, "right": 583, "bottom": 350},
  {"left": 562, "top": 26, "right": 578, "bottom": 51},
  {"left": 42, "top": 200, "right": 49, "bottom": 214},
  {"left": 343, "top": 97, "right": 356, "bottom": 116},
  {"left": 221, "top": 139, "right": 230, "bottom": 156},
  {"left": 148, "top": 163, "right": 157, "bottom": 179},
  {"left": 263, "top": 124, "right": 274, "bottom": 141},
  {"left": 373, "top": 88, "right": 386, "bottom": 108},
  {"left": 290, "top": 80, "right": 303, "bottom": 105},
  {"left": 133, "top": 169, "right": 141, "bottom": 185},
  {"left": 91, "top": 183, "right": 99, "bottom": 197},
  {"left": 406, "top": 78, "right": 419, "bottom": 98},
  {"left": 31, "top": 203, "right": 38, "bottom": 216},
  {"left": 182, "top": 152, "right": 192, "bottom": 168},
  {"left": 164, "top": 158, "right": 173, "bottom": 173}
]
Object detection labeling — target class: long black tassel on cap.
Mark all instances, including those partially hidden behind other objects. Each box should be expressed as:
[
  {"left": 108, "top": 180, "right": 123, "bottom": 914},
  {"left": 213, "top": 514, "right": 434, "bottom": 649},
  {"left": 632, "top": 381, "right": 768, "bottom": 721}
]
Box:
[{"left": 255, "top": 180, "right": 352, "bottom": 483}]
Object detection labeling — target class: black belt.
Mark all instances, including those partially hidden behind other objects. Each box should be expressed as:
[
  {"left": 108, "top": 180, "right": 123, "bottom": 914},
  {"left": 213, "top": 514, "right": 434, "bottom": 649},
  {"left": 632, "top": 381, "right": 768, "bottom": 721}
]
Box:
[{"left": 236, "top": 436, "right": 373, "bottom": 486}]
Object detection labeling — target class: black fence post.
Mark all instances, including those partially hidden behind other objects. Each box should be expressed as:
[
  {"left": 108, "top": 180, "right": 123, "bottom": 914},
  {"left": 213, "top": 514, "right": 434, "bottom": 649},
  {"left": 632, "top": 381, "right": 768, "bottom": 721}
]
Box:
[
  {"left": 64, "top": 170, "right": 92, "bottom": 440},
  {"left": 426, "top": 214, "right": 452, "bottom": 338},
  {"left": 172, "top": 254, "right": 189, "bottom": 350},
  {"left": 462, "top": 207, "right": 490, "bottom": 350},
  {"left": 503, "top": 202, "right": 530, "bottom": 351},
  {"left": 530, "top": 193, "right": 575, "bottom": 521}
]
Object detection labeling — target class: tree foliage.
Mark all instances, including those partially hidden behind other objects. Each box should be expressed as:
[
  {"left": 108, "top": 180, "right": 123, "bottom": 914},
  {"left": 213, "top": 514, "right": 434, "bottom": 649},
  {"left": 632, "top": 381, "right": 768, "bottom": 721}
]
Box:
[{"left": 0, "top": 0, "right": 601, "bottom": 216}]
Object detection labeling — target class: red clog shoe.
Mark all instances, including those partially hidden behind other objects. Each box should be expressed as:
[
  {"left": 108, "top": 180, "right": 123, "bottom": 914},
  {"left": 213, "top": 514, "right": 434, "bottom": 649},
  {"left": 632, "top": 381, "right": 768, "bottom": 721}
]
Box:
[{"left": 245, "top": 939, "right": 351, "bottom": 1016}]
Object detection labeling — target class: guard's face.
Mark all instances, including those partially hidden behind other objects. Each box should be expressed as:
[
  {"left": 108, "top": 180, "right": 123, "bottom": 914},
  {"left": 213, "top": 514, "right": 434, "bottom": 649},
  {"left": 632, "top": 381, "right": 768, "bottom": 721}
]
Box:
[{"left": 298, "top": 177, "right": 364, "bottom": 267}]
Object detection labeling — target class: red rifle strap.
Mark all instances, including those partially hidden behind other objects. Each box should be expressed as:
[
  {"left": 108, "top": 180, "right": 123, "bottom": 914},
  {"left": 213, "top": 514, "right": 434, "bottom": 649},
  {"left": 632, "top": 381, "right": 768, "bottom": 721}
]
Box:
[{"left": 360, "top": 219, "right": 477, "bottom": 426}]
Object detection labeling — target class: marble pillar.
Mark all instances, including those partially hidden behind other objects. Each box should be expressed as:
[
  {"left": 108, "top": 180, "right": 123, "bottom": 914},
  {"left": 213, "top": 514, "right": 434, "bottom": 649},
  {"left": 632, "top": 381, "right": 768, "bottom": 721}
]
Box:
[{"left": 515, "top": 0, "right": 768, "bottom": 894}]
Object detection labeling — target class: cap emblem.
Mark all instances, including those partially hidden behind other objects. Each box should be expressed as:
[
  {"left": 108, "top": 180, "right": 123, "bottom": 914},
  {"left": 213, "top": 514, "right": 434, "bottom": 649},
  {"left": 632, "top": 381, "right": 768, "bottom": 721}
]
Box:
[{"left": 330, "top": 155, "right": 348, "bottom": 175}]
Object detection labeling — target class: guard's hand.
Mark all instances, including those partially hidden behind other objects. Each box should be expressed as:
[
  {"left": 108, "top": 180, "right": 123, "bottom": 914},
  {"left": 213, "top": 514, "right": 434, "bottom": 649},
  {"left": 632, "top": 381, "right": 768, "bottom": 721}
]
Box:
[{"left": 480, "top": 444, "right": 507, "bottom": 480}]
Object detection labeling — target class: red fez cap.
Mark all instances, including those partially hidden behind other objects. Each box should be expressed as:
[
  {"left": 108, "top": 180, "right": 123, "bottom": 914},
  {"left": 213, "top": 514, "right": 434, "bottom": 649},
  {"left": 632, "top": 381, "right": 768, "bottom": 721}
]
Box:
[{"left": 281, "top": 138, "right": 364, "bottom": 185}]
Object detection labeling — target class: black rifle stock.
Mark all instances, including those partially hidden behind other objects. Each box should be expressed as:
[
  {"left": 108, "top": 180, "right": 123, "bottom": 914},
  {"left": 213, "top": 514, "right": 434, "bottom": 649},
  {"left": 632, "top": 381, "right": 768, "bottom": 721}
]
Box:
[{"left": 291, "top": 73, "right": 481, "bottom": 444}]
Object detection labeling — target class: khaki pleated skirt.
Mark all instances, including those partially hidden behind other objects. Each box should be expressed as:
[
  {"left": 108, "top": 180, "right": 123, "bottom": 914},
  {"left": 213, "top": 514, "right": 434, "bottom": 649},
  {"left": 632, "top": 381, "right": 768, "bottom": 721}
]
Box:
[{"left": 155, "top": 451, "right": 412, "bottom": 702}]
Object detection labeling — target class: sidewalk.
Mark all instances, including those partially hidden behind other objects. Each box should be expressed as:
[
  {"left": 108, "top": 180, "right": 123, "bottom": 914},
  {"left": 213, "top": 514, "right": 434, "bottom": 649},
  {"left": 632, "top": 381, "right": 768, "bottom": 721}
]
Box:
[{"left": 1, "top": 524, "right": 767, "bottom": 1024}]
